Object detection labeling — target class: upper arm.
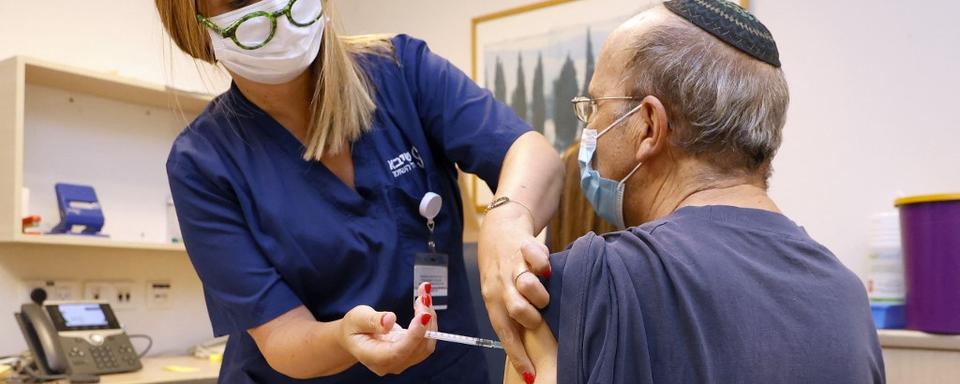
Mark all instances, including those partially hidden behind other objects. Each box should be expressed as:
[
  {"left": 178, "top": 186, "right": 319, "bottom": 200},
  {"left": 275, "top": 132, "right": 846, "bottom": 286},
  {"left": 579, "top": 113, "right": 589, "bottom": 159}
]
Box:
[
  {"left": 504, "top": 247, "right": 573, "bottom": 384},
  {"left": 396, "top": 35, "right": 530, "bottom": 191},
  {"left": 167, "top": 135, "right": 303, "bottom": 336},
  {"left": 504, "top": 324, "right": 558, "bottom": 384}
]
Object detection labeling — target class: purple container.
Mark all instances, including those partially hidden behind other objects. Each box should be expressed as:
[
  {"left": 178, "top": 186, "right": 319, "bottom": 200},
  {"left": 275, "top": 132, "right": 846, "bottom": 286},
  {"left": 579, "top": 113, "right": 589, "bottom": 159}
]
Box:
[{"left": 895, "top": 194, "right": 960, "bottom": 334}]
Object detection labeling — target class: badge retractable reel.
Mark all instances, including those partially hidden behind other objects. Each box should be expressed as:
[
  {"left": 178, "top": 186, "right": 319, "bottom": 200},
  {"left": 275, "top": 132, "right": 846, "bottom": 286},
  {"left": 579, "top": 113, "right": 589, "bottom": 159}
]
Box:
[
  {"left": 409, "top": 192, "right": 505, "bottom": 350},
  {"left": 415, "top": 193, "right": 449, "bottom": 310}
]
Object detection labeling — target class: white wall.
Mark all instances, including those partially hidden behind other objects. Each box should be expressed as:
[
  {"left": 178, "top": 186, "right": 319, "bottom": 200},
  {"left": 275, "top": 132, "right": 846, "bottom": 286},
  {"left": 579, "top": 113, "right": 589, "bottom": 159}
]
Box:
[
  {"left": 0, "top": 1, "right": 231, "bottom": 94},
  {"left": 337, "top": 1, "right": 528, "bottom": 83},
  {"left": 755, "top": 0, "right": 960, "bottom": 276},
  {"left": 0, "top": 246, "right": 209, "bottom": 356},
  {"left": 339, "top": 0, "right": 960, "bottom": 278},
  {"left": 0, "top": 1, "right": 229, "bottom": 356}
]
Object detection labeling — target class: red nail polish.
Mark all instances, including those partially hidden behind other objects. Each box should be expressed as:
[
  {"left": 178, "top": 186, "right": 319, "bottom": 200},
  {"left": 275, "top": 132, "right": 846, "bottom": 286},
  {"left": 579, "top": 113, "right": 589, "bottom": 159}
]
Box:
[
  {"left": 420, "top": 313, "right": 432, "bottom": 326},
  {"left": 425, "top": 282, "right": 432, "bottom": 295},
  {"left": 523, "top": 371, "right": 535, "bottom": 384},
  {"left": 543, "top": 266, "right": 553, "bottom": 279},
  {"left": 423, "top": 295, "right": 432, "bottom": 307}
]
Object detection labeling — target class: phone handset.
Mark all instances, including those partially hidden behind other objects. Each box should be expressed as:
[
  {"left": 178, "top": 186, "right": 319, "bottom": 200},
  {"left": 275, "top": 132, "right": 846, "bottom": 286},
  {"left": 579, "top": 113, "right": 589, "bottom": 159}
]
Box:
[{"left": 18, "top": 303, "right": 67, "bottom": 374}]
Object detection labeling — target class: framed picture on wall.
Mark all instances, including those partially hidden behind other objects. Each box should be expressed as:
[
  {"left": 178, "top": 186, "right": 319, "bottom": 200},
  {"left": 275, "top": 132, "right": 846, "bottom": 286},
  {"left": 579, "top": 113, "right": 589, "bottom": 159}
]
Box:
[{"left": 466, "top": 0, "right": 749, "bottom": 212}]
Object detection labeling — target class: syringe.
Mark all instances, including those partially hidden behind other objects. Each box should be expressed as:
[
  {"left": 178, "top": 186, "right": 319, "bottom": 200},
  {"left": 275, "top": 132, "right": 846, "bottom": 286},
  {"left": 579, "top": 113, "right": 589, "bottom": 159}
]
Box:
[{"left": 424, "top": 331, "right": 504, "bottom": 349}]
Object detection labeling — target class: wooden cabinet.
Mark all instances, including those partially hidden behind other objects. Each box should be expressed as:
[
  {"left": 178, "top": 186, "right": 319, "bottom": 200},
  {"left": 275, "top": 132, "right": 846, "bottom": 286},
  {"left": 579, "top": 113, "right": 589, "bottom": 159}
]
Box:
[{"left": 879, "top": 330, "right": 960, "bottom": 383}]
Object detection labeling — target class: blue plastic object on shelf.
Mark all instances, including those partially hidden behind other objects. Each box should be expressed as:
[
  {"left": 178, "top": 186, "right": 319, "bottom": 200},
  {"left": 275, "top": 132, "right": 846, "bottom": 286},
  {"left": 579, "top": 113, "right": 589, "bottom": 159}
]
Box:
[
  {"left": 49, "top": 183, "right": 106, "bottom": 236},
  {"left": 871, "top": 302, "right": 906, "bottom": 329}
]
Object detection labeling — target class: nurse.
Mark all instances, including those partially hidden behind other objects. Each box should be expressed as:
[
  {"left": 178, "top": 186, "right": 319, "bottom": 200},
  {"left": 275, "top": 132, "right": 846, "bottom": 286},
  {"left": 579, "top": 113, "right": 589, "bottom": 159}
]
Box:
[{"left": 156, "top": 0, "right": 561, "bottom": 383}]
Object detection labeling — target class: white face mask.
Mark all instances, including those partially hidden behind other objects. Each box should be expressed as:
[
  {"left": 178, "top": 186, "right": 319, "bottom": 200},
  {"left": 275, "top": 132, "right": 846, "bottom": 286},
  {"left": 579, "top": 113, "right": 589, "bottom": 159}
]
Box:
[{"left": 205, "top": 0, "right": 326, "bottom": 84}]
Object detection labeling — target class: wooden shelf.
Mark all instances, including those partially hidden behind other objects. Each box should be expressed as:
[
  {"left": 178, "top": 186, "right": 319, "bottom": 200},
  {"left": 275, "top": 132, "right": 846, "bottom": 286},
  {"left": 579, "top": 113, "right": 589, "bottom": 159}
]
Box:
[
  {"left": 0, "top": 55, "right": 217, "bottom": 252},
  {"left": 19, "top": 56, "right": 213, "bottom": 114},
  {"left": 5, "top": 235, "right": 186, "bottom": 252},
  {"left": 879, "top": 329, "right": 960, "bottom": 351}
]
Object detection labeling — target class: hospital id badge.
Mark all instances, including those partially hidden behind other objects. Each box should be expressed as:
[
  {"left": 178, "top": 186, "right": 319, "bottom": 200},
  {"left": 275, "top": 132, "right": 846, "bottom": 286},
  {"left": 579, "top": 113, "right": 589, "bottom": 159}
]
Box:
[{"left": 414, "top": 252, "right": 449, "bottom": 310}]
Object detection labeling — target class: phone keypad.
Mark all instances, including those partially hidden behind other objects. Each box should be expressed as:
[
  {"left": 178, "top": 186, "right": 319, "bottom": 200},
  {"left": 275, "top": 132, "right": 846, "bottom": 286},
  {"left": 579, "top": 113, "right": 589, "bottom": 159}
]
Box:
[
  {"left": 63, "top": 335, "right": 142, "bottom": 375},
  {"left": 119, "top": 346, "right": 139, "bottom": 368},
  {"left": 90, "top": 346, "right": 119, "bottom": 369}
]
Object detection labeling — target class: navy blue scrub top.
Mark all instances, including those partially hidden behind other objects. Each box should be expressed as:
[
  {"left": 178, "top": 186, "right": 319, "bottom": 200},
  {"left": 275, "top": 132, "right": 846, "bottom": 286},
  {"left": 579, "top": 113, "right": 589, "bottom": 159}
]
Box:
[
  {"left": 543, "top": 206, "right": 885, "bottom": 384},
  {"left": 167, "top": 35, "right": 529, "bottom": 383}
]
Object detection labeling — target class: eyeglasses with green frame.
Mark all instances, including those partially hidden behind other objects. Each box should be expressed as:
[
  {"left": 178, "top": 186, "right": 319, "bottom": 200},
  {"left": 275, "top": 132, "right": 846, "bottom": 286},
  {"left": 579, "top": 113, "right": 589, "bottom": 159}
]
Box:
[
  {"left": 571, "top": 96, "right": 643, "bottom": 124},
  {"left": 197, "top": 0, "right": 324, "bottom": 50}
]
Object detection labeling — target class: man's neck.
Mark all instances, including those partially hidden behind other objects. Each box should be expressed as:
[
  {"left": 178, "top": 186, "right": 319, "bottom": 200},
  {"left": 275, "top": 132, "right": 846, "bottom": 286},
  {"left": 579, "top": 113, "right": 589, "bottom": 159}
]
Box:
[
  {"left": 676, "top": 183, "right": 780, "bottom": 213},
  {"left": 625, "top": 161, "right": 780, "bottom": 225}
]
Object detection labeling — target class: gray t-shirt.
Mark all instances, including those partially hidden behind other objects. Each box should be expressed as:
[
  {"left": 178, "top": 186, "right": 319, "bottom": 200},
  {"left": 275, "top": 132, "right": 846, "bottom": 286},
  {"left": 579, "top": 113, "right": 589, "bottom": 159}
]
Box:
[{"left": 544, "top": 205, "right": 884, "bottom": 384}]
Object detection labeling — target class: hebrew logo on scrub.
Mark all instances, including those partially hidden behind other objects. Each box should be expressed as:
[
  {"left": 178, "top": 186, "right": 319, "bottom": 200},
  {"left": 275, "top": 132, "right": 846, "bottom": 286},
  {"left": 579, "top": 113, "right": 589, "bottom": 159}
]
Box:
[{"left": 388, "top": 146, "right": 425, "bottom": 178}]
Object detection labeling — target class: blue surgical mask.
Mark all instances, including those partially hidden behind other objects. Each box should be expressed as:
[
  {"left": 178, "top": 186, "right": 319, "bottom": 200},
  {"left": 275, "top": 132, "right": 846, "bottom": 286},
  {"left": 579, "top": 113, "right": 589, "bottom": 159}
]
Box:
[{"left": 578, "top": 104, "right": 644, "bottom": 229}]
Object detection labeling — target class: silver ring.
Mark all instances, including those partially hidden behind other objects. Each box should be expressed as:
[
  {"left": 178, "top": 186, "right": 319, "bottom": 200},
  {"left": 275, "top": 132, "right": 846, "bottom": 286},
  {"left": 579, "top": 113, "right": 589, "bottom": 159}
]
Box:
[{"left": 513, "top": 269, "right": 533, "bottom": 286}]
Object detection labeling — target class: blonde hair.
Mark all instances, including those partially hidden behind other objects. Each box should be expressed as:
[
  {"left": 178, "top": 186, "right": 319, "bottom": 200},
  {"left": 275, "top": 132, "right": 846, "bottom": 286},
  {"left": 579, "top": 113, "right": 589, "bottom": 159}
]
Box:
[{"left": 155, "top": 0, "right": 393, "bottom": 160}]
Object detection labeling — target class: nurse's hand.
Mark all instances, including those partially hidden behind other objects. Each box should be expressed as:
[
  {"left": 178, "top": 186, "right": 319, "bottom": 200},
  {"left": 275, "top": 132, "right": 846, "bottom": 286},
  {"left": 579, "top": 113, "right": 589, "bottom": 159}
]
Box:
[
  {"left": 338, "top": 282, "right": 438, "bottom": 376},
  {"left": 479, "top": 204, "right": 552, "bottom": 383}
]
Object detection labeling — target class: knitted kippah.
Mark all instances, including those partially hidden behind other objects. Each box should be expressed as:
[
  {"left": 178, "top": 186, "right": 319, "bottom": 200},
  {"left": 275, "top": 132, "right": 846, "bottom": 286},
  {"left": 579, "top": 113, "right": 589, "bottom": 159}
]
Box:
[{"left": 664, "top": 0, "right": 781, "bottom": 67}]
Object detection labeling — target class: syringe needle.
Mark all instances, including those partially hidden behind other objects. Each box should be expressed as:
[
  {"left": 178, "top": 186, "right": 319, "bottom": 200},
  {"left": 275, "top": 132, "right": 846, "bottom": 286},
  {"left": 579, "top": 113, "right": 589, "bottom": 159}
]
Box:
[
  {"left": 475, "top": 338, "right": 504, "bottom": 349},
  {"left": 424, "top": 331, "right": 504, "bottom": 349}
]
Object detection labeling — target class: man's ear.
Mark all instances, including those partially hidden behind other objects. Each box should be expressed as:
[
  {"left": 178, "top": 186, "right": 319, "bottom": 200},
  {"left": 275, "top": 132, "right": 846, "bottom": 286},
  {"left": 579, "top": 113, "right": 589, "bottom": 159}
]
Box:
[{"left": 635, "top": 95, "right": 669, "bottom": 163}]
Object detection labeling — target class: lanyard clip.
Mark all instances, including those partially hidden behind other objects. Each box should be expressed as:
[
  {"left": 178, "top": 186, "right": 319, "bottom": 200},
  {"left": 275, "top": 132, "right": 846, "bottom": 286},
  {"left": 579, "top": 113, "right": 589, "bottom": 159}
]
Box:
[{"left": 420, "top": 192, "right": 443, "bottom": 253}]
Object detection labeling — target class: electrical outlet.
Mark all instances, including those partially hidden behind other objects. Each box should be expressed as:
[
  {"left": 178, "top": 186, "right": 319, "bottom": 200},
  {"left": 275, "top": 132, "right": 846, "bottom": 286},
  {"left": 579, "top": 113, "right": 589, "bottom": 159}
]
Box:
[
  {"left": 83, "top": 280, "right": 138, "bottom": 309},
  {"left": 83, "top": 281, "right": 113, "bottom": 302},
  {"left": 146, "top": 280, "right": 172, "bottom": 309},
  {"left": 112, "top": 281, "right": 138, "bottom": 309},
  {"left": 22, "top": 280, "right": 82, "bottom": 303}
]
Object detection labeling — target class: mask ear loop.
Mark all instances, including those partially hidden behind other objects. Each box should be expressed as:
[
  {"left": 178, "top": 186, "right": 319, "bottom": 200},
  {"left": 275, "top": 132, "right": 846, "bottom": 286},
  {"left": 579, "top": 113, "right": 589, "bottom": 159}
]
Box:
[
  {"left": 600, "top": 101, "right": 646, "bottom": 183},
  {"left": 616, "top": 111, "right": 646, "bottom": 225},
  {"left": 621, "top": 162, "right": 643, "bottom": 183},
  {"left": 597, "top": 102, "right": 644, "bottom": 138},
  {"left": 613, "top": 161, "right": 643, "bottom": 229}
]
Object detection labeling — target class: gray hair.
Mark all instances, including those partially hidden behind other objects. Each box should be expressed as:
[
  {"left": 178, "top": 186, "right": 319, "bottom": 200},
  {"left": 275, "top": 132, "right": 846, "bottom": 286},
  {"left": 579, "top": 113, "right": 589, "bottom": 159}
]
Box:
[{"left": 626, "top": 10, "right": 790, "bottom": 181}]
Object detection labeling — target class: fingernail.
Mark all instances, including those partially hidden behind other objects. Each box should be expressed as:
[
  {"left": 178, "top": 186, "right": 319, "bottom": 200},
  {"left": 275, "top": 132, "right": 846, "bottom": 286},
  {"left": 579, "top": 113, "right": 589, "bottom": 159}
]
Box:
[
  {"left": 422, "top": 295, "right": 432, "bottom": 307},
  {"left": 421, "top": 313, "right": 432, "bottom": 326},
  {"left": 380, "top": 314, "right": 387, "bottom": 328},
  {"left": 523, "top": 371, "right": 536, "bottom": 384},
  {"left": 543, "top": 266, "right": 553, "bottom": 279},
  {"left": 425, "top": 282, "right": 432, "bottom": 295}
]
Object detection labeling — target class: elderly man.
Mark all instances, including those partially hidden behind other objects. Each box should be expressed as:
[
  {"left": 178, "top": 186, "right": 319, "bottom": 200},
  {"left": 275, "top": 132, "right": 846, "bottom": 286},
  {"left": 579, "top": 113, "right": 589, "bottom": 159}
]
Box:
[{"left": 503, "top": 1, "right": 884, "bottom": 383}]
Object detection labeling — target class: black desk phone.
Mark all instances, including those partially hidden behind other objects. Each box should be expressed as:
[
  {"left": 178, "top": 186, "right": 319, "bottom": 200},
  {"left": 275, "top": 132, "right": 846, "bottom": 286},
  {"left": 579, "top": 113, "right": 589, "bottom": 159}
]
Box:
[{"left": 14, "top": 301, "right": 142, "bottom": 377}]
